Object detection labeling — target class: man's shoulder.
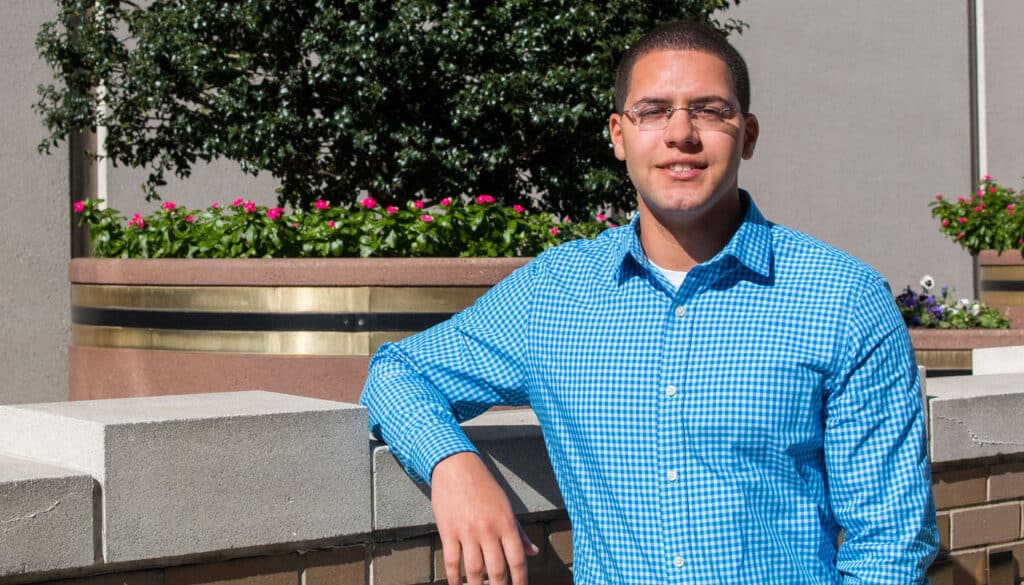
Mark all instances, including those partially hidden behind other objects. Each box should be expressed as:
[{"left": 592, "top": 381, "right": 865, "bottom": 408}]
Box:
[
  {"left": 531, "top": 225, "right": 631, "bottom": 277},
  {"left": 768, "top": 222, "right": 884, "bottom": 286}
]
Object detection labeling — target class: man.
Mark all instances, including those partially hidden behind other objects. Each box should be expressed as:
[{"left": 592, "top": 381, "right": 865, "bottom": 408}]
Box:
[{"left": 361, "top": 21, "right": 938, "bottom": 585}]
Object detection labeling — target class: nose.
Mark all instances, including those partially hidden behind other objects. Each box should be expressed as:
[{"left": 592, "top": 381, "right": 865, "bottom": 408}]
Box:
[{"left": 663, "top": 109, "right": 700, "bottom": 147}]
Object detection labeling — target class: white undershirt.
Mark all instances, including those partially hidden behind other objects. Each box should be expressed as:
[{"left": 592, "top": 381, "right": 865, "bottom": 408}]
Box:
[{"left": 649, "top": 260, "right": 688, "bottom": 290}]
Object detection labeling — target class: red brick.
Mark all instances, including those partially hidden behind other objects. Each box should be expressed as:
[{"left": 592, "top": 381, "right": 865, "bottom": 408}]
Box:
[
  {"left": 165, "top": 556, "right": 300, "bottom": 585},
  {"left": 950, "top": 503, "right": 1022, "bottom": 549},
  {"left": 547, "top": 521, "right": 572, "bottom": 569},
  {"left": 949, "top": 549, "right": 986, "bottom": 585},
  {"left": 933, "top": 467, "right": 988, "bottom": 510},
  {"left": 303, "top": 545, "right": 366, "bottom": 585},
  {"left": 372, "top": 538, "right": 432, "bottom": 585},
  {"left": 937, "top": 512, "right": 950, "bottom": 551},
  {"left": 990, "top": 463, "right": 1024, "bottom": 502}
]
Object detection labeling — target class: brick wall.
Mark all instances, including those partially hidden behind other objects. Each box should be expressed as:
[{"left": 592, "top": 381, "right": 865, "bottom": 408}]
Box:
[
  {"left": 28, "top": 516, "right": 574, "bottom": 585},
  {"left": 927, "top": 460, "right": 1024, "bottom": 585}
]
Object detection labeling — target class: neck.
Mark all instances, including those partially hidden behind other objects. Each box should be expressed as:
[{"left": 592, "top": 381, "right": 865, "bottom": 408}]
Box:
[{"left": 637, "top": 192, "right": 745, "bottom": 271}]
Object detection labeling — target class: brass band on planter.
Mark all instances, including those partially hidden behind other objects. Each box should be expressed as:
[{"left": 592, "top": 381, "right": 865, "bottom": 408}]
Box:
[
  {"left": 72, "top": 285, "right": 491, "bottom": 313},
  {"left": 914, "top": 349, "right": 972, "bottom": 372},
  {"left": 71, "top": 326, "right": 416, "bottom": 355},
  {"left": 979, "top": 265, "right": 1024, "bottom": 306},
  {"left": 71, "top": 284, "right": 490, "bottom": 355}
]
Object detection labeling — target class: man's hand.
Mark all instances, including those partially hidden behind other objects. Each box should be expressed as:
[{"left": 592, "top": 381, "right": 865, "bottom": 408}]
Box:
[{"left": 431, "top": 452, "right": 541, "bottom": 585}]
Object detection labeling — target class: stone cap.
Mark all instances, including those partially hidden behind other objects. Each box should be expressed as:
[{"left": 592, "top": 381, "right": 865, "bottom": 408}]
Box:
[{"left": 927, "top": 373, "right": 1024, "bottom": 463}]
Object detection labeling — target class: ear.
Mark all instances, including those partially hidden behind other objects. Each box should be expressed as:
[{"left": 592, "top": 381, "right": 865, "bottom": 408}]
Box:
[
  {"left": 741, "top": 113, "right": 759, "bottom": 159},
  {"left": 609, "top": 112, "right": 626, "bottom": 161}
]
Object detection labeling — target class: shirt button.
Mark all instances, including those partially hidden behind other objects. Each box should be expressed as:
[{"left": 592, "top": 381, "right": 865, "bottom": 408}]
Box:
[
  {"left": 664, "top": 385, "right": 677, "bottom": 397},
  {"left": 666, "top": 470, "right": 678, "bottom": 482},
  {"left": 674, "top": 556, "right": 685, "bottom": 568},
  {"left": 674, "top": 305, "right": 686, "bottom": 317}
]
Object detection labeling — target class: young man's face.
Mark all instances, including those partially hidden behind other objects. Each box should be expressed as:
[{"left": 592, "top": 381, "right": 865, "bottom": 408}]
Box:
[{"left": 609, "top": 49, "right": 758, "bottom": 228}]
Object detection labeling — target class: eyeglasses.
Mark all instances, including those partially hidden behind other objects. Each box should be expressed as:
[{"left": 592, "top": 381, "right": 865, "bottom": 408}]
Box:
[{"left": 622, "top": 103, "right": 743, "bottom": 131}]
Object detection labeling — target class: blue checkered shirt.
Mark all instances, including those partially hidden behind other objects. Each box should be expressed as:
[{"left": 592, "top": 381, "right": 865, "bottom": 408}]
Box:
[{"left": 361, "top": 193, "right": 938, "bottom": 584}]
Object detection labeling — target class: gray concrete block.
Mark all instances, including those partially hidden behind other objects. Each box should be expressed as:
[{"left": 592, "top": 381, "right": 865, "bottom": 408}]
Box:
[
  {"left": 372, "top": 409, "right": 564, "bottom": 531},
  {"left": 926, "top": 374, "right": 1024, "bottom": 463},
  {"left": 0, "top": 391, "right": 370, "bottom": 563},
  {"left": 972, "top": 345, "right": 1024, "bottom": 375},
  {"left": 0, "top": 455, "right": 94, "bottom": 577}
]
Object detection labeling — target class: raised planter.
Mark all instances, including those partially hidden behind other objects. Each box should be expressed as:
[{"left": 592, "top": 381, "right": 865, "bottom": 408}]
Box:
[
  {"left": 69, "top": 257, "right": 529, "bottom": 403},
  {"left": 909, "top": 328, "right": 1024, "bottom": 374},
  {"left": 978, "top": 249, "right": 1024, "bottom": 328}
]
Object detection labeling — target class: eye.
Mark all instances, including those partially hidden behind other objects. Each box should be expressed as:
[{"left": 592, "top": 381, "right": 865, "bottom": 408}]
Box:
[
  {"left": 691, "top": 106, "right": 727, "bottom": 121},
  {"left": 635, "top": 107, "right": 669, "bottom": 120}
]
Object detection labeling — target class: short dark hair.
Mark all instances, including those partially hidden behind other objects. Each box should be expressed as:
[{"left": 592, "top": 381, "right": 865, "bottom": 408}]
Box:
[{"left": 614, "top": 21, "right": 750, "bottom": 114}]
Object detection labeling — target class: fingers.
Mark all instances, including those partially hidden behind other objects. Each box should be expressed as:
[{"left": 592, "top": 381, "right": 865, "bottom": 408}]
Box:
[{"left": 441, "top": 530, "right": 535, "bottom": 585}]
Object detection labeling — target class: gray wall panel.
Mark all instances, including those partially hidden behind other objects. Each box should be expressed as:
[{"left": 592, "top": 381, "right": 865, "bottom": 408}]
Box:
[
  {"left": 983, "top": 0, "right": 1024, "bottom": 186},
  {"left": 726, "top": 1, "right": 974, "bottom": 296},
  {"left": 107, "top": 160, "right": 281, "bottom": 216},
  {"left": 0, "top": 1, "right": 70, "bottom": 404}
]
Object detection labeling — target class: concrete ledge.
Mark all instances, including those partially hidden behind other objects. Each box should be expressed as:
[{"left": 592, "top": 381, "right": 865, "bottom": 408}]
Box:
[
  {"left": 971, "top": 345, "right": 1024, "bottom": 375},
  {"left": 927, "top": 374, "right": 1024, "bottom": 463},
  {"left": 0, "top": 455, "right": 94, "bottom": 577},
  {"left": 372, "top": 409, "right": 564, "bottom": 531},
  {"left": 0, "top": 391, "right": 370, "bottom": 563}
]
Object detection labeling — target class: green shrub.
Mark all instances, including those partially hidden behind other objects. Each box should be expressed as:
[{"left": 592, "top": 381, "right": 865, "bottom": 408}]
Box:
[{"left": 37, "top": 0, "right": 745, "bottom": 216}]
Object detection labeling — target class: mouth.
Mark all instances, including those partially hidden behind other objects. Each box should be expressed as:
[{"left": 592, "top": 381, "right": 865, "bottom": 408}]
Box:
[{"left": 659, "top": 161, "right": 707, "bottom": 179}]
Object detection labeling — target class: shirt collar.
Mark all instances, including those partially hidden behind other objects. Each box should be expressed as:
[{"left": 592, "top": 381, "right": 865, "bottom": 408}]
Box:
[{"left": 613, "top": 190, "right": 773, "bottom": 284}]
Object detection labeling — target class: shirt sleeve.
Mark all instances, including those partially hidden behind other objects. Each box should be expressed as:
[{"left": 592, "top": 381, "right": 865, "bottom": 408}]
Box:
[
  {"left": 359, "top": 257, "right": 540, "bottom": 485},
  {"left": 825, "top": 276, "right": 939, "bottom": 585}
]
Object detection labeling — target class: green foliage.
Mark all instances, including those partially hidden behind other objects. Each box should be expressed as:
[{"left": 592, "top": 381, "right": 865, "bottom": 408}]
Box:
[
  {"left": 930, "top": 177, "right": 1024, "bottom": 255},
  {"left": 894, "top": 277, "right": 1009, "bottom": 330},
  {"left": 72, "top": 196, "right": 624, "bottom": 258},
  {"left": 37, "top": 0, "right": 745, "bottom": 216}
]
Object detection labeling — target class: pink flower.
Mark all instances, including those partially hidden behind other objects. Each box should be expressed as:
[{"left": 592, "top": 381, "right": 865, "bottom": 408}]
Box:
[
  {"left": 73, "top": 200, "right": 85, "bottom": 213},
  {"left": 1009, "top": 210, "right": 1016, "bottom": 216},
  {"left": 958, "top": 217, "right": 967, "bottom": 224},
  {"left": 232, "top": 198, "right": 244, "bottom": 207},
  {"left": 958, "top": 232, "right": 964, "bottom": 239},
  {"left": 475, "top": 194, "right": 495, "bottom": 205},
  {"left": 210, "top": 202, "right": 220, "bottom": 209},
  {"left": 314, "top": 199, "right": 329, "bottom": 210},
  {"left": 941, "top": 219, "right": 950, "bottom": 227},
  {"left": 386, "top": 206, "right": 398, "bottom": 214},
  {"left": 360, "top": 197, "right": 377, "bottom": 209},
  {"left": 162, "top": 201, "right": 176, "bottom": 211},
  {"left": 989, "top": 187, "right": 997, "bottom": 194},
  {"left": 976, "top": 190, "right": 983, "bottom": 197},
  {"left": 608, "top": 223, "right": 617, "bottom": 228},
  {"left": 413, "top": 200, "right": 424, "bottom": 209},
  {"left": 973, "top": 204, "right": 984, "bottom": 212},
  {"left": 596, "top": 213, "right": 607, "bottom": 222},
  {"left": 563, "top": 216, "right": 572, "bottom": 223},
  {"left": 128, "top": 213, "right": 144, "bottom": 229},
  {"left": 328, "top": 220, "right": 336, "bottom": 228},
  {"left": 984, "top": 174, "right": 992, "bottom": 181},
  {"left": 1009, "top": 204, "right": 1016, "bottom": 210},
  {"left": 266, "top": 207, "right": 284, "bottom": 220},
  {"left": 420, "top": 214, "right": 434, "bottom": 223},
  {"left": 185, "top": 215, "right": 195, "bottom": 223},
  {"left": 440, "top": 198, "right": 452, "bottom": 207},
  {"left": 957, "top": 196, "right": 966, "bottom": 202},
  {"left": 512, "top": 204, "right": 525, "bottom": 213},
  {"left": 934, "top": 194, "right": 943, "bottom": 200},
  {"left": 1019, "top": 238, "right": 1024, "bottom": 245},
  {"left": 549, "top": 227, "right": 558, "bottom": 236},
  {"left": 243, "top": 201, "right": 256, "bottom": 213}
]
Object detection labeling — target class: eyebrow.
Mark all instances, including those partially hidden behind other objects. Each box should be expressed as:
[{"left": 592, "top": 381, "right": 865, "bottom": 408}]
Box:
[{"left": 628, "top": 95, "right": 733, "bottom": 108}]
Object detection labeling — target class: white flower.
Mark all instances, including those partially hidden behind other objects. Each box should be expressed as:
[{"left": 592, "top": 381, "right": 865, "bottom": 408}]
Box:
[
  {"left": 919, "top": 274, "right": 935, "bottom": 291},
  {"left": 970, "top": 303, "right": 981, "bottom": 316},
  {"left": 958, "top": 298, "right": 971, "bottom": 308}
]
